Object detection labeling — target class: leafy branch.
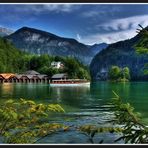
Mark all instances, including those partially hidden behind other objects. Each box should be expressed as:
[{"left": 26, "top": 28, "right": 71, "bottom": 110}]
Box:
[
  {"left": 0, "top": 99, "right": 66, "bottom": 144},
  {"left": 111, "top": 90, "right": 148, "bottom": 144}
]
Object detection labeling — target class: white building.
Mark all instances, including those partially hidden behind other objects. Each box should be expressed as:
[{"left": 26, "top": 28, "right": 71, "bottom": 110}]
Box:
[{"left": 51, "top": 61, "right": 64, "bottom": 69}]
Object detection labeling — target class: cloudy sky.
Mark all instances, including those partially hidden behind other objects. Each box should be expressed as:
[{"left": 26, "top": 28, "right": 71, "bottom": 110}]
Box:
[{"left": 0, "top": 4, "right": 148, "bottom": 45}]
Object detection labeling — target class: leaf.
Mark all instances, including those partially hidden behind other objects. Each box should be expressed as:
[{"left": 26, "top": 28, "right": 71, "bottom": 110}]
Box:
[
  {"left": 112, "top": 90, "right": 120, "bottom": 99},
  {"left": 26, "top": 100, "right": 36, "bottom": 106},
  {"left": 91, "top": 129, "right": 97, "bottom": 138},
  {"left": 63, "top": 126, "right": 69, "bottom": 132},
  {"left": 5, "top": 99, "right": 14, "bottom": 105},
  {"left": 10, "top": 111, "right": 18, "bottom": 120}
]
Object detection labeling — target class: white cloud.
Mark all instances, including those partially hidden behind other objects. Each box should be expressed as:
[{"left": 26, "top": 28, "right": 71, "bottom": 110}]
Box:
[
  {"left": 80, "top": 29, "right": 137, "bottom": 45},
  {"left": 82, "top": 10, "right": 100, "bottom": 18},
  {"left": 81, "top": 15, "right": 148, "bottom": 45},
  {"left": 25, "top": 4, "right": 80, "bottom": 14},
  {"left": 81, "top": 6, "right": 121, "bottom": 18},
  {"left": 43, "top": 4, "right": 75, "bottom": 13},
  {"left": 76, "top": 33, "right": 81, "bottom": 41},
  {"left": 96, "top": 15, "right": 148, "bottom": 31},
  {"left": 6, "top": 4, "right": 79, "bottom": 15}
]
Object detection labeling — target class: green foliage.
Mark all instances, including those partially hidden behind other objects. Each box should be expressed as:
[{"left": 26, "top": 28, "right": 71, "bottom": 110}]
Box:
[
  {"left": 78, "top": 124, "right": 123, "bottom": 143},
  {"left": 111, "top": 91, "right": 148, "bottom": 144},
  {"left": 31, "top": 55, "right": 90, "bottom": 79},
  {"left": 108, "top": 66, "right": 130, "bottom": 82},
  {"left": 0, "top": 61, "right": 5, "bottom": 73},
  {"left": 134, "top": 28, "right": 148, "bottom": 54},
  {"left": 108, "top": 66, "right": 121, "bottom": 80},
  {"left": 63, "top": 57, "right": 90, "bottom": 80},
  {"left": 79, "top": 125, "right": 122, "bottom": 135},
  {"left": 136, "top": 47, "right": 148, "bottom": 54},
  {"left": 144, "top": 63, "right": 148, "bottom": 75},
  {"left": 121, "top": 67, "right": 130, "bottom": 80},
  {"left": 134, "top": 27, "right": 148, "bottom": 75},
  {"left": 0, "top": 99, "right": 66, "bottom": 144},
  {"left": 0, "top": 37, "right": 22, "bottom": 73},
  {"left": 38, "top": 56, "right": 91, "bottom": 79}
]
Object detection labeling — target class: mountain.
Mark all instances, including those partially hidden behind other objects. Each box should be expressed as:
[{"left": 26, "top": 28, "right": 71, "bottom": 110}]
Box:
[
  {"left": 88, "top": 43, "right": 108, "bottom": 55},
  {"left": 0, "top": 27, "right": 13, "bottom": 37},
  {"left": 5, "top": 27, "right": 94, "bottom": 65},
  {"left": 90, "top": 27, "right": 148, "bottom": 81}
]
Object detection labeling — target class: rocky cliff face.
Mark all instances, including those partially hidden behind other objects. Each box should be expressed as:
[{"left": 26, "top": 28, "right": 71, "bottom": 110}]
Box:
[
  {"left": 5, "top": 27, "right": 93, "bottom": 65},
  {"left": 90, "top": 28, "right": 148, "bottom": 81}
]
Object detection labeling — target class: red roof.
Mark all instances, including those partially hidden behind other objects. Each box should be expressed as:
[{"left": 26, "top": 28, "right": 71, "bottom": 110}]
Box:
[{"left": 0, "top": 73, "right": 15, "bottom": 79}]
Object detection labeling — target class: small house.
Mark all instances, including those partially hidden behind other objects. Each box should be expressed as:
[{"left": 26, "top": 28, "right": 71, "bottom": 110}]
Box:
[
  {"left": 51, "top": 73, "right": 68, "bottom": 82},
  {"left": 51, "top": 61, "right": 64, "bottom": 69},
  {"left": 0, "top": 73, "right": 16, "bottom": 83},
  {"left": 16, "top": 70, "right": 49, "bottom": 83},
  {"left": 24, "top": 70, "right": 40, "bottom": 75},
  {"left": 0, "top": 70, "right": 49, "bottom": 83}
]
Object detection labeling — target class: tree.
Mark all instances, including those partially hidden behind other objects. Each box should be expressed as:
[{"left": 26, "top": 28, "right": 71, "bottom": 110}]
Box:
[
  {"left": 134, "top": 24, "right": 148, "bottom": 75},
  {"left": 108, "top": 66, "right": 130, "bottom": 82},
  {"left": 48, "top": 67, "right": 59, "bottom": 77},
  {"left": 0, "top": 61, "right": 5, "bottom": 73},
  {"left": 121, "top": 67, "right": 130, "bottom": 80},
  {"left": 63, "top": 57, "right": 80, "bottom": 78},
  {"left": 108, "top": 66, "right": 121, "bottom": 81},
  {"left": 0, "top": 37, "right": 23, "bottom": 73},
  {"left": 54, "top": 56, "right": 64, "bottom": 62},
  {"left": 38, "top": 66, "right": 50, "bottom": 75},
  {"left": 77, "top": 67, "right": 90, "bottom": 80}
]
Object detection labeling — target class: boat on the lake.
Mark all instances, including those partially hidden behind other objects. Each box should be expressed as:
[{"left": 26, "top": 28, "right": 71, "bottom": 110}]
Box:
[
  {"left": 50, "top": 73, "right": 90, "bottom": 87},
  {"left": 50, "top": 80, "right": 90, "bottom": 87}
]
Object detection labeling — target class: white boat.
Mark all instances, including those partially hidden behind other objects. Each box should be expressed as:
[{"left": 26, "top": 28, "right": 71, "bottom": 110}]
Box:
[{"left": 49, "top": 81, "right": 90, "bottom": 87}]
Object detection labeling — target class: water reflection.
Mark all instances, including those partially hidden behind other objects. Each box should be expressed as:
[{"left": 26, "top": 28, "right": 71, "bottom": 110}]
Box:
[
  {"left": 49, "top": 86, "right": 91, "bottom": 107},
  {"left": 90, "top": 81, "right": 131, "bottom": 101},
  {"left": 0, "top": 83, "right": 13, "bottom": 97},
  {"left": 0, "top": 82, "right": 147, "bottom": 115}
]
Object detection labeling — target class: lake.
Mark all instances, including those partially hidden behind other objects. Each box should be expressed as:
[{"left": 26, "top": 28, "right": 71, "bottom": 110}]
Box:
[{"left": 0, "top": 81, "right": 148, "bottom": 144}]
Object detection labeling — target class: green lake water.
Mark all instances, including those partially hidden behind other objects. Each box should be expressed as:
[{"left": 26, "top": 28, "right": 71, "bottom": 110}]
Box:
[{"left": 0, "top": 81, "right": 147, "bottom": 144}]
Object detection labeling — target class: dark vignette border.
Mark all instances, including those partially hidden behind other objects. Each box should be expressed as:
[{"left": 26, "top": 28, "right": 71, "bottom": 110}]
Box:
[
  {"left": 0, "top": 0, "right": 148, "bottom": 148},
  {"left": 0, "top": 0, "right": 147, "bottom": 3}
]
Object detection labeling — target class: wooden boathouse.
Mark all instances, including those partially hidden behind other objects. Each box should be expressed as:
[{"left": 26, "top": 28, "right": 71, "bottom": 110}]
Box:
[{"left": 0, "top": 70, "right": 49, "bottom": 83}]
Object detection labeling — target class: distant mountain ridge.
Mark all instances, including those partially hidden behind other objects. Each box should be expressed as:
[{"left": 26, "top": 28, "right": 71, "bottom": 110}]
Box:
[
  {"left": 88, "top": 43, "right": 108, "bottom": 55},
  {"left": 90, "top": 26, "right": 148, "bottom": 81},
  {"left": 0, "top": 27, "right": 13, "bottom": 37},
  {"left": 5, "top": 27, "right": 98, "bottom": 65},
  {"left": 5, "top": 27, "right": 108, "bottom": 65}
]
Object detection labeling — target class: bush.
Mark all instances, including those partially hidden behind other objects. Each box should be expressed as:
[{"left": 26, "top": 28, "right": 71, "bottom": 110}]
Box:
[{"left": 0, "top": 99, "right": 66, "bottom": 144}]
